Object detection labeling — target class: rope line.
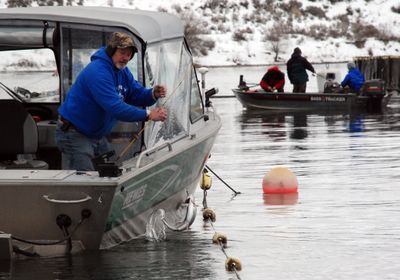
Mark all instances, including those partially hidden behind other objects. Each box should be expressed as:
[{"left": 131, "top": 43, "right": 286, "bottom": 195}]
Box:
[
  {"left": 202, "top": 189, "right": 208, "bottom": 209},
  {"left": 202, "top": 189, "right": 242, "bottom": 280},
  {"left": 205, "top": 165, "right": 241, "bottom": 195},
  {"left": 9, "top": 218, "right": 86, "bottom": 246}
]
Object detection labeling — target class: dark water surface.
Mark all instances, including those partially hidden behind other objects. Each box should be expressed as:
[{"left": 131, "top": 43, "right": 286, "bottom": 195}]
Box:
[{"left": 2, "top": 66, "right": 400, "bottom": 279}]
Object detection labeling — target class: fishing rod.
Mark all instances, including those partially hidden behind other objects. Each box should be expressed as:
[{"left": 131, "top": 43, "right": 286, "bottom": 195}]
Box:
[
  {"left": 307, "top": 69, "right": 325, "bottom": 79},
  {"left": 312, "top": 72, "right": 326, "bottom": 79}
]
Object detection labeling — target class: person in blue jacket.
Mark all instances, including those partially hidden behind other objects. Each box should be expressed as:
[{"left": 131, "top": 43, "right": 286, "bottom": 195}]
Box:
[
  {"left": 56, "top": 32, "right": 167, "bottom": 171},
  {"left": 340, "top": 62, "right": 365, "bottom": 93}
]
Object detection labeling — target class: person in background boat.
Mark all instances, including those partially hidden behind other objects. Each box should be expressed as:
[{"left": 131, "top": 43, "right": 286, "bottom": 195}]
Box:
[
  {"left": 260, "top": 65, "right": 285, "bottom": 92},
  {"left": 55, "top": 32, "right": 167, "bottom": 171},
  {"left": 286, "top": 47, "right": 315, "bottom": 93},
  {"left": 339, "top": 62, "right": 365, "bottom": 93}
]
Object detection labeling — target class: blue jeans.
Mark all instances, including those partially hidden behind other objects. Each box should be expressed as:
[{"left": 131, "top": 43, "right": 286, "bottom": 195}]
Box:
[{"left": 55, "top": 123, "right": 111, "bottom": 171}]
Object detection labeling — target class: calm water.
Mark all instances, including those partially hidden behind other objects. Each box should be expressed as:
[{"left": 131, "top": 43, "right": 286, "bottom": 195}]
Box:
[{"left": 1, "top": 65, "right": 400, "bottom": 279}]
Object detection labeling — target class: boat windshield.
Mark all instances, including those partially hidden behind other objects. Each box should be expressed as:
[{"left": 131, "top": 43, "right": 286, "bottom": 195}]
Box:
[
  {"left": 0, "top": 48, "right": 59, "bottom": 103},
  {"left": 144, "top": 39, "right": 204, "bottom": 148},
  {"left": 60, "top": 26, "right": 140, "bottom": 98},
  {"left": 59, "top": 26, "right": 145, "bottom": 161},
  {"left": 0, "top": 22, "right": 205, "bottom": 159},
  {"left": 0, "top": 25, "right": 59, "bottom": 103}
]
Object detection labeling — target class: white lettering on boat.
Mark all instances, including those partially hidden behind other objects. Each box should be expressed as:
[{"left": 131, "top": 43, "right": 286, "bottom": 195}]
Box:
[
  {"left": 310, "top": 96, "right": 346, "bottom": 102},
  {"left": 122, "top": 185, "right": 146, "bottom": 209}
]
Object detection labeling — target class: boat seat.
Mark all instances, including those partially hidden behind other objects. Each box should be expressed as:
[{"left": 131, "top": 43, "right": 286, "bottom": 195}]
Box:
[{"left": 0, "top": 99, "right": 48, "bottom": 169}]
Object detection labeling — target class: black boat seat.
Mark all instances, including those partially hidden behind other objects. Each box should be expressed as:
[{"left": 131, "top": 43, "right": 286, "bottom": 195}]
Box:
[{"left": 0, "top": 99, "right": 48, "bottom": 169}]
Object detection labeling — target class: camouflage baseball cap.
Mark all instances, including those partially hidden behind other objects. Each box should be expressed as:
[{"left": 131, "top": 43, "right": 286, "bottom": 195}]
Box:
[{"left": 108, "top": 32, "right": 136, "bottom": 49}]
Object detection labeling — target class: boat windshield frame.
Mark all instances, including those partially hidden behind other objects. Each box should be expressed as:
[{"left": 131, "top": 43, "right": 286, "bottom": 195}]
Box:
[{"left": 143, "top": 38, "right": 205, "bottom": 149}]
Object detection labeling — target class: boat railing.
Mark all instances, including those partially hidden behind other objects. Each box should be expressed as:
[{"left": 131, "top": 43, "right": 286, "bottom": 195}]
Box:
[{"left": 136, "top": 141, "right": 173, "bottom": 168}]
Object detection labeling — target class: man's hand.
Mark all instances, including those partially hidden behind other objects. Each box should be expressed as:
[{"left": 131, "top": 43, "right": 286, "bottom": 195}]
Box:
[
  {"left": 149, "top": 107, "right": 167, "bottom": 122},
  {"left": 153, "top": 85, "right": 166, "bottom": 99}
]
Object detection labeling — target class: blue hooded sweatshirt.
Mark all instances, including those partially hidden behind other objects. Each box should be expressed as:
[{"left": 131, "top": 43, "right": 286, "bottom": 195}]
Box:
[
  {"left": 58, "top": 47, "right": 156, "bottom": 139},
  {"left": 341, "top": 68, "right": 365, "bottom": 93}
]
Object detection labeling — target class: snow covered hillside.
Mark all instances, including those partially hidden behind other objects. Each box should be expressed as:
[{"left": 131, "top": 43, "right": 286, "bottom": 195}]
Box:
[{"left": 0, "top": 0, "right": 399, "bottom": 66}]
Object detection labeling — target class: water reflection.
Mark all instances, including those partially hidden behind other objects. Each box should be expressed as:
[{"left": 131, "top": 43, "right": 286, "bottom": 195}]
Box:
[
  {"left": 238, "top": 109, "right": 310, "bottom": 141},
  {"left": 236, "top": 105, "right": 380, "bottom": 142},
  {"left": 324, "top": 113, "right": 365, "bottom": 134},
  {"left": 348, "top": 115, "right": 365, "bottom": 133},
  {"left": 290, "top": 114, "right": 308, "bottom": 140},
  {"left": 238, "top": 109, "right": 287, "bottom": 141},
  {"left": 7, "top": 232, "right": 217, "bottom": 280},
  {"left": 263, "top": 193, "right": 299, "bottom": 206}
]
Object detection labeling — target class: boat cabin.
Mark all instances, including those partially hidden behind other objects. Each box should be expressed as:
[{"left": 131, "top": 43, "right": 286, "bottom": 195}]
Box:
[{"left": 0, "top": 7, "right": 206, "bottom": 171}]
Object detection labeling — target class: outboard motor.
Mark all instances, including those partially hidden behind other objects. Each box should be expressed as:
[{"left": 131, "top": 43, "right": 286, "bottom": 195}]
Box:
[
  {"left": 361, "top": 79, "right": 386, "bottom": 111},
  {"left": 323, "top": 72, "right": 340, "bottom": 93},
  {"left": 362, "top": 79, "right": 386, "bottom": 97}
]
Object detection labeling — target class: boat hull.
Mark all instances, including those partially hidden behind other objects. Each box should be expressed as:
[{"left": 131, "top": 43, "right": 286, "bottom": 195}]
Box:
[
  {"left": 0, "top": 6, "right": 223, "bottom": 257},
  {"left": 0, "top": 114, "right": 221, "bottom": 254},
  {"left": 101, "top": 127, "right": 220, "bottom": 248},
  {"left": 232, "top": 89, "right": 389, "bottom": 112},
  {"left": 0, "top": 174, "right": 117, "bottom": 252}
]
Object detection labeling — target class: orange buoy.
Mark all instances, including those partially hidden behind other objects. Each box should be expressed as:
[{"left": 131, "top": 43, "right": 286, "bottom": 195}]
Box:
[{"left": 262, "top": 166, "right": 298, "bottom": 194}]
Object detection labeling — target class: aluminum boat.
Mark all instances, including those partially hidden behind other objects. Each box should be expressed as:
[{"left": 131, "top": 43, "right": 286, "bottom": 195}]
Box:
[{"left": 0, "top": 6, "right": 221, "bottom": 257}]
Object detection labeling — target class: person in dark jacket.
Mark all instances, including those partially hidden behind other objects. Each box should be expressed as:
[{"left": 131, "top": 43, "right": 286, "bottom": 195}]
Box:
[
  {"left": 260, "top": 66, "right": 285, "bottom": 92},
  {"left": 340, "top": 62, "right": 365, "bottom": 93},
  {"left": 56, "top": 32, "right": 167, "bottom": 171},
  {"left": 286, "top": 47, "right": 315, "bottom": 93}
]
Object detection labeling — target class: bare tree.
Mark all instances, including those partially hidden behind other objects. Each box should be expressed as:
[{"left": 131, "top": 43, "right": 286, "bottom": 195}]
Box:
[
  {"left": 264, "top": 22, "right": 288, "bottom": 62},
  {"left": 267, "top": 34, "right": 281, "bottom": 62},
  {"left": 7, "top": 0, "right": 32, "bottom": 7},
  {"left": 177, "top": 9, "right": 215, "bottom": 56},
  {"left": 6, "top": 0, "right": 71, "bottom": 7}
]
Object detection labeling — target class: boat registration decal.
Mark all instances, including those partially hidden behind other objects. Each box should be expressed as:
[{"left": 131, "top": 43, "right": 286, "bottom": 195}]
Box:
[
  {"left": 310, "top": 96, "right": 346, "bottom": 102},
  {"left": 122, "top": 185, "right": 146, "bottom": 209}
]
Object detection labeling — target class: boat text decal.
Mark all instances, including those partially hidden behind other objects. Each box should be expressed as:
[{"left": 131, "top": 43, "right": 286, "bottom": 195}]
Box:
[
  {"left": 310, "top": 96, "right": 346, "bottom": 102},
  {"left": 122, "top": 185, "right": 147, "bottom": 209}
]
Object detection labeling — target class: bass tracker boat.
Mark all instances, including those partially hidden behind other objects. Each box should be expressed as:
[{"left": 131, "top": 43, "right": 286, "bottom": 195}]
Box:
[
  {"left": 0, "top": 6, "right": 221, "bottom": 257},
  {"left": 233, "top": 74, "right": 391, "bottom": 112}
]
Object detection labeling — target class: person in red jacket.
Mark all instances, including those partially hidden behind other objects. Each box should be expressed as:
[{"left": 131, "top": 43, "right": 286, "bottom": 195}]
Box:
[{"left": 260, "top": 66, "right": 285, "bottom": 92}]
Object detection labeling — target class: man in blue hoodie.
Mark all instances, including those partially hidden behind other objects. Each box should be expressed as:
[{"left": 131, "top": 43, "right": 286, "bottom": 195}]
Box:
[
  {"left": 56, "top": 32, "right": 167, "bottom": 171},
  {"left": 340, "top": 62, "right": 365, "bottom": 93}
]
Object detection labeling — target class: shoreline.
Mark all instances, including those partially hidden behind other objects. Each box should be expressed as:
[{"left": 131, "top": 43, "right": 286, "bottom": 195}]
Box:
[{"left": 196, "top": 60, "right": 348, "bottom": 68}]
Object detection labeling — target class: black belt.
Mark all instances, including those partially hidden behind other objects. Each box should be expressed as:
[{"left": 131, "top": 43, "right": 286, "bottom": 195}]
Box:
[{"left": 59, "top": 116, "right": 75, "bottom": 132}]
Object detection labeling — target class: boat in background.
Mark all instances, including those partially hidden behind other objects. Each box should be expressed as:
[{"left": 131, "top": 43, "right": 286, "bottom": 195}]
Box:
[
  {"left": 233, "top": 74, "right": 391, "bottom": 112},
  {"left": 0, "top": 6, "right": 221, "bottom": 257}
]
